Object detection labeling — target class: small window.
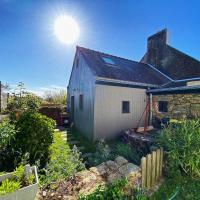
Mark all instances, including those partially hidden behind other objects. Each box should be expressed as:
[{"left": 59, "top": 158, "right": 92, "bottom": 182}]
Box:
[
  {"left": 102, "top": 56, "right": 116, "bottom": 65},
  {"left": 158, "top": 101, "right": 168, "bottom": 112},
  {"left": 79, "top": 94, "right": 83, "bottom": 110},
  {"left": 122, "top": 101, "right": 130, "bottom": 113},
  {"left": 76, "top": 59, "right": 79, "bottom": 68}
]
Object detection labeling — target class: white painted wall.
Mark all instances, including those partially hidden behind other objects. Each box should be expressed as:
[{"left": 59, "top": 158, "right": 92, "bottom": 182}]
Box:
[{"left": 94, "top": 84, "right": 147, "bottom": 140}]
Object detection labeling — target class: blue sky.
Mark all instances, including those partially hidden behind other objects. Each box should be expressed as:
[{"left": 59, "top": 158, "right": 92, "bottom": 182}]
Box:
[{"left": 1, "top": 0, "right": 200, "bottom": 95}]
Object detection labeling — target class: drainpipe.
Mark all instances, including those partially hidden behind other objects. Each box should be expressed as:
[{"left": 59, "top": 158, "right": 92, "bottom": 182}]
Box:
[{"left": 149, "top": 93, "right": 153, "bottom": 125}]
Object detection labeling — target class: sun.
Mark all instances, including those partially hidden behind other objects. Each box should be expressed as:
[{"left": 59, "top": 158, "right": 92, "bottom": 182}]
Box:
[{"left": 54, "top": 15, "right": 80, "bottom": 44}]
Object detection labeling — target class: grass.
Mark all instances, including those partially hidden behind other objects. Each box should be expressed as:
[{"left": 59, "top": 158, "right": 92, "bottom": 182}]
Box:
[
  {"left": 149, "top": 176, "right": 200, "bottom": 200},
  {"left": 68, "top": 127, "right": 96, "bottom": 153},
  {"left": 39, "top": 130, "right": 85, "bottom": 187}
]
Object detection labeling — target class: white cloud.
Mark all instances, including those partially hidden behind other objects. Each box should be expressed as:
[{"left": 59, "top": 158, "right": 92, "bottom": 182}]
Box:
[{"left": 8, "top": 84, "right": 67, "bottom": 97}]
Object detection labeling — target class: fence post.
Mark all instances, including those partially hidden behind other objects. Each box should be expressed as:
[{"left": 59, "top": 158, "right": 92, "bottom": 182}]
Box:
[
  {"left": 146, "top": 154, "right": 152, "bottom": 188},
  {"left": 156, "top": 149, "right": 161, "bottom": 181},
  {"left": 159, "top": 147, "right": 163, "bottom": 177},
  {"left": 141, "top": 157, "right": 146, "bottom": 188},
  {"left": 151, "top": 151, "right": 156, "bottom": 186}
]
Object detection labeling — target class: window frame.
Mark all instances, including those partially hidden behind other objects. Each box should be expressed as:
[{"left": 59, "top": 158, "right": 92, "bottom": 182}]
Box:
[
  {"left": 158, "top": 101, "right": 168, "bottom": 113},
  {"left": 79, "top": 94, "right": 83, "bottom": 110},
  {"left": 76, "top": 58, "right": 79, "bottom": 68},
  {"left": 122, "top": 101, "right": 130, "bottom": 114},
  {"left": 102, "top": 56, "right": 116, "bottom": 66}
]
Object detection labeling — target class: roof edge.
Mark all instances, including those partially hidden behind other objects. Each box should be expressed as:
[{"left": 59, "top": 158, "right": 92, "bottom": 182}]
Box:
[{"left": 96, "top": 77, "right": 160, "bottom": 88}]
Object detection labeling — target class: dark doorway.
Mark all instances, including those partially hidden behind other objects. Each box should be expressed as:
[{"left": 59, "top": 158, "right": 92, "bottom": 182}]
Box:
[{"left": 71, "top": 96, "right": 75, "bottom": 122}]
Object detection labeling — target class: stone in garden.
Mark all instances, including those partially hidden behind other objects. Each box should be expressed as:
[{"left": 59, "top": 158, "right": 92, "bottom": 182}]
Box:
[
  {"left": 42, "top": 191, "right": 46, "bottom": 197},
  {"left": 75, "top": 170, "right": 97, "bottom": 188},
  {"left": 114, "top": 156, "right": 128, "bottom": 167},
  {"left": 107, "top": 172, "right": 123, "bottom": 183},
  {"left": 105, "top": 160, "right": 118, "bottom": 172},
  {"left": 119, "top": 163, "right": 140, "bottom": 177},
  {"left": 92, "top": 162, "right": 107, "bottom": 175}
]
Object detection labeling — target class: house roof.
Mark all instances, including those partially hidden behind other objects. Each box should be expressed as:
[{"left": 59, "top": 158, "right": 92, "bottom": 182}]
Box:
[{"left": 78, "top": 46, "right": 170, "bottom": 86}]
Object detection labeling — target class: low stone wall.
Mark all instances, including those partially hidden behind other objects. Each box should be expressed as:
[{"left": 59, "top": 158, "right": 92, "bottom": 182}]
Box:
[
  {"left": 76, "top": 156, "right": 141, "bottom": 196},
  {"left": 152, "top": 93, "right": 200, "bottom": 120}
]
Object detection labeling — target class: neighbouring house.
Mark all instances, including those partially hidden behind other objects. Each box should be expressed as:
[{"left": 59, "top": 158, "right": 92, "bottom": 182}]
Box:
[{"left": 68, "top": 29, "right": 200, "bottom": 141}]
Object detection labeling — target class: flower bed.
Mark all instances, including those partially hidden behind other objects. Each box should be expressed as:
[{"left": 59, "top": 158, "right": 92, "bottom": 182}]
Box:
[{"left": 0, "top": 165, "right": 38, "bottom": 200}]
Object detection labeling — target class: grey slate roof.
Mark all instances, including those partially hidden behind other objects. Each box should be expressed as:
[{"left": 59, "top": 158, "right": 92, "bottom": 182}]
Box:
[{"left": 78, "top": 46, "right": 170, "bottom": 86}]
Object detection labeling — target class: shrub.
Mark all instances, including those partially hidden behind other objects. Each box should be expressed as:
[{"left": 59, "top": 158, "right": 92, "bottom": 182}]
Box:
[
  {"left": 40, "top": 132, "right": 85, "bottom": 187},
  {"left": 114, "top": 142, "right": 140, "bottom": 165},
  {"left": 158, "top": 119, "right": 200, "bottom": 178},
  {"left": 88, "top": 139, "right": 115, "bottom": 166},
  {"left": 0, "top": 119, "right": 16, "bottom": 149},
  {"left": 0, "top": 119, "right": 17, "bottom": 171},
  {"left": 14, "top": 111, "right": 55, "bottom": 167}
]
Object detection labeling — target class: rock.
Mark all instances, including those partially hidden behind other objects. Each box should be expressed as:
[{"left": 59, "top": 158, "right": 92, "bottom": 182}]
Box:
[
  {"left": 42, "top": 191, "right": 46, "bottom": 197},
  {"left": 114, "top": 156, "right": 128, "bottom": 167},
  {"left": 107, "top": 172, "right": 123, "bottom": 183},
  {"left": 105, "top": 160, "right": 118, "bottom": 172},
  {"left": 119, "top": 163, "right": 140, "bottom": 177},
  {"left": 91, "top": 162, "right": 107, "bottom": 175},
  {"left": 50, "top": 192, "right": 55, "bottom": 197}
]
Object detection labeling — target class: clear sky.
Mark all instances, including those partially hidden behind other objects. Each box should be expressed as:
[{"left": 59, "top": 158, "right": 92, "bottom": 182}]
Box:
[{"left": 1, "top": 0, "right": 200, "bottom": 95}]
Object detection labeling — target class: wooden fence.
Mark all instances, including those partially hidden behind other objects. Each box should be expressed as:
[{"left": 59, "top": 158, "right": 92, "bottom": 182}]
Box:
[{"left": 141, "top": 148, "right": 163, "bottom": 188}]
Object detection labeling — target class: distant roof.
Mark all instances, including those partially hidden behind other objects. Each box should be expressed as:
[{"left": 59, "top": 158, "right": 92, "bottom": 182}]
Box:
[{"left": 78, "top": 46, "right": 170, "bottom": 86}]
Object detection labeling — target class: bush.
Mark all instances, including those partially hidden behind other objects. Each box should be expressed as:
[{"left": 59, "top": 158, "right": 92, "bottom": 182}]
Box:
[
  {"left": 40, "top": 132, "right": 85, "bottom": 187},
  {"left": 0, "top": 119, "right": 17, "bottom": 171},
  {"left": 14, "top": 111, "right": 55, "bottom": 167},
  {"left": 88, "top": 139, "right": 115, "bottom": 166},
  {"left": 114, "top": 142, "right": 140, "bottom": 165},
  {"left": 158, "top": 119, "right": 200, "bottom": 178},
  {"left": 0, "top": 119, "right": 16, "bottom": 149}
]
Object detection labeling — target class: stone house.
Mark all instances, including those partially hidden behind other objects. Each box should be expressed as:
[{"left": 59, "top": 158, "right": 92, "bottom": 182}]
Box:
[{"left": 68, "top": 29, "right": 200, "bottom": 141}]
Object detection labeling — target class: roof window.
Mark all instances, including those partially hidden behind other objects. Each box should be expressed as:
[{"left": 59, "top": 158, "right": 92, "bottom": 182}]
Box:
[{"left": 102, "top": 56, "right": 116, "bottom": 65}]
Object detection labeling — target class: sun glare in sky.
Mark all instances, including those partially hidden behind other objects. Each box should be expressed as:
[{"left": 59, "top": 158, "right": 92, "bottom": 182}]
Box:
[{"left": 54, "top": 15, "right": 80, "bottom": 44}]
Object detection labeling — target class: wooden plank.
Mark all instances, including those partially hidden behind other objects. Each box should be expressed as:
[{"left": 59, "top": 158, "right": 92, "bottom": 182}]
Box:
[
  {"left": 156, "top": 149, "right": 161, "bottom": 180},
  {"left": 151, "top": 151, "right": 156, "bottom": 186},
  {"left": 146, "top": 154, "right": 152, "bottom": 188},
  {"left": 159, "top": 147, "right": 163, "bottom": 177},
  {"left": 141, "top": 157, "right": 147, "bottom": 188}
]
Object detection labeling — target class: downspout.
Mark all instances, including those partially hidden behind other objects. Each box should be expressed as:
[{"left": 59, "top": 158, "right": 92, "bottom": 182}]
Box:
[{"left": 149, "top": 93, "right": 153, "bottom": 125}]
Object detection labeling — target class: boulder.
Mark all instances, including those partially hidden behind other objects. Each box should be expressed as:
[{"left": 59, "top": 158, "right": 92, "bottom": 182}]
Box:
[{"left": 114, "top": 156, "right": 128, "bottom": 167}]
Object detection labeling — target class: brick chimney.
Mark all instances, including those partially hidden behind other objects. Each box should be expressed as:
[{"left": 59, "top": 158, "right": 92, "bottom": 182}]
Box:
[{"left": 146, "top": 29, "right": 168, "bottom": 67}]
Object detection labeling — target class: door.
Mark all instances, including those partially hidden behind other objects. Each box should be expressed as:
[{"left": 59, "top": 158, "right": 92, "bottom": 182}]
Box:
[{"left": 70, "top": 96, "right": 75, "bottom": 122}]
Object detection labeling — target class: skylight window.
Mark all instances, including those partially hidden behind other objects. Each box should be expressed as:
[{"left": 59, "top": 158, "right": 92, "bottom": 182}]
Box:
[{"left": 102, "top": 56, "right": 116, "bottom": 65}]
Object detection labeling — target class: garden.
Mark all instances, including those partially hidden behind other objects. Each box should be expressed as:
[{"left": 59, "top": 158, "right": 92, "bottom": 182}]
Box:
[{"left": 0, "top": 83, "right": 199, "bottom": 199}]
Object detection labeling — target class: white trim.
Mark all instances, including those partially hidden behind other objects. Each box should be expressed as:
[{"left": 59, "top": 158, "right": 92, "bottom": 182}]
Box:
[
  {"left": 146, "top": 63, "right": 174, "bottom": 81},
  {"left": 95, "top": 77, "right": 160, "bottom": 88}
]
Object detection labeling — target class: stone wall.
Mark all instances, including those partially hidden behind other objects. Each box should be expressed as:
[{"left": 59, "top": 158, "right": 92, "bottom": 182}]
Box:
[{"left": 152, "top": 93, "right": 200, "bottom": 120}]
